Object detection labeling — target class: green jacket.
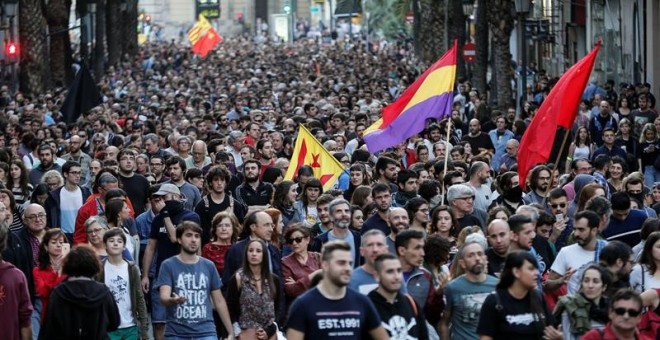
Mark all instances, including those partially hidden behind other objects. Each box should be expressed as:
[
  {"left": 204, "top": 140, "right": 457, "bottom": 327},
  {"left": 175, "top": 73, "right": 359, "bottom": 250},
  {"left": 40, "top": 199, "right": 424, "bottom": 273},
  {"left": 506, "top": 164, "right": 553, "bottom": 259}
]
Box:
[
  {"left": 97, "top": 259, "right": 149, "bottom": 339},
  {"left": 553, "top": 293, "right": 594, "bottom": 335}
]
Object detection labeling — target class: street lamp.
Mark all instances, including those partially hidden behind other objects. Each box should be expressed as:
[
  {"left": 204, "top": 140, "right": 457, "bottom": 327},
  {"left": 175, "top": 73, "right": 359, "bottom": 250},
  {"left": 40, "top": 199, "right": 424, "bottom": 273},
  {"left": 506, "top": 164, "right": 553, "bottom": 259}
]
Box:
[
  {"left": 515, "top": 0, "right": 530, "bottom": 114},
  {"left": 462, "top": 0, "right": 474, "bottom": 17}
]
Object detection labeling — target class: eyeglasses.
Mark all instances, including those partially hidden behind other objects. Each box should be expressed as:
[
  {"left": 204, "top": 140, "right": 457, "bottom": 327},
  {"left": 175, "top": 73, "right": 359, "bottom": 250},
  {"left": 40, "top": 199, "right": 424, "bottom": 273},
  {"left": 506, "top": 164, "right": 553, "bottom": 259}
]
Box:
[
  {"left": 87, "top": 227, "right": 105, "bottom": 235},
  {"left": 289, "top": 237, "right": 305, "bottom": 244},
  {"left": 613, "top": 307, "right": 641, "bottom": 317},
  {"left": 550, "top": 203, "right": 567, "bottom": 209},
  {"left": 26, "top": 213, "right": 47, "bottom": 221}
]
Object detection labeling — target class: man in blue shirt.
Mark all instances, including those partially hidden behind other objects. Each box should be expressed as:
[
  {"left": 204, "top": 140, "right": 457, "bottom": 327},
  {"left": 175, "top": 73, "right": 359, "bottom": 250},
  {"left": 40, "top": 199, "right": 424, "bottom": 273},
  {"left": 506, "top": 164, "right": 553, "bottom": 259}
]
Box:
[{"left": 603, "top": 192, "right": 647, "bottom": 248}]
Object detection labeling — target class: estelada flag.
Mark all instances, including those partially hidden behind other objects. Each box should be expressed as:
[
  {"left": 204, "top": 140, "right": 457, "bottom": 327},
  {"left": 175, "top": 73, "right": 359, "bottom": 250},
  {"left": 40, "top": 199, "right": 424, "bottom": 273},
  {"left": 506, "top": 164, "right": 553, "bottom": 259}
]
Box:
[
  {"left": 518, "top": 41, "right": 601, "bottom": 190},
  {"left": 362, "top": 40, "right": 457, "bottom": 153},
  {"left": 284, "top": 125, "right": 345, "bottom": 191},
  {"left": 188, "top": 14, "right": 222, "bottom": 58}
]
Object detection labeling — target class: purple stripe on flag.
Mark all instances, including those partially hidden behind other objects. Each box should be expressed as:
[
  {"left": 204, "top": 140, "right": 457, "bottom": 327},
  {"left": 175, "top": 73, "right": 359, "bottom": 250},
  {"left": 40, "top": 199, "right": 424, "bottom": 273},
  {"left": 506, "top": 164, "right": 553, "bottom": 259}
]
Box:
[{"left": 363, "top": 92, "right": 453, "bottom": 153}]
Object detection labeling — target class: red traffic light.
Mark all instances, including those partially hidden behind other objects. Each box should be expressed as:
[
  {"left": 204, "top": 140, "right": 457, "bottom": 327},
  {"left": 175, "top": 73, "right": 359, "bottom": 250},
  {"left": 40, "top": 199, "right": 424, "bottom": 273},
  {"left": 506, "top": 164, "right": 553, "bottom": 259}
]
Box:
[{"left": 6, "top": 42, "right": 18, "bottom": 57}]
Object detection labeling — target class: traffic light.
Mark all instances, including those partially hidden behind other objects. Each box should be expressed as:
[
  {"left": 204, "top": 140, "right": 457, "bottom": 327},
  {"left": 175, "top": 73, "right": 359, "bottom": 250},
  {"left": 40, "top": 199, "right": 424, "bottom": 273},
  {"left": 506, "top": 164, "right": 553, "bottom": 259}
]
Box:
[
  {"left": 5, "top": 42, "right": 18, "bottom": 62},
  {"left": 283, "top": 1, "right": 291, "bottom": 14}
]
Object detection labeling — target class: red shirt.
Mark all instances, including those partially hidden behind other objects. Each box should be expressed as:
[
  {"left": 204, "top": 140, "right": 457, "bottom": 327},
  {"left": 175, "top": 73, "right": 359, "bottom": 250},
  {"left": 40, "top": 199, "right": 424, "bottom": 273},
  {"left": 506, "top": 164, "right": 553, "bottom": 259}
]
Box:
[
  {"left": 202, "top": 243, "right": 232, "bottom": 276},
  {"left": 33, "top": 266, "right": 67, "bottom": 320},
  {"left": 582, "top": 323, "right": 652, "bottom": 340}
]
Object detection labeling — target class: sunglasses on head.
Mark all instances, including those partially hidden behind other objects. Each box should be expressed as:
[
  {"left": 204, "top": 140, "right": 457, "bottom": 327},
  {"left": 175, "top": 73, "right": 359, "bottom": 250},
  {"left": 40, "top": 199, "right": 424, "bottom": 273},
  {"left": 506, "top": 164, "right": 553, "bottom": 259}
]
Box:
[
  {"left": 613, "top": 307, "right": 641, "bottom": 317},
  {"left": 289, "top": 237, "right": 305, "bottom": 244}
]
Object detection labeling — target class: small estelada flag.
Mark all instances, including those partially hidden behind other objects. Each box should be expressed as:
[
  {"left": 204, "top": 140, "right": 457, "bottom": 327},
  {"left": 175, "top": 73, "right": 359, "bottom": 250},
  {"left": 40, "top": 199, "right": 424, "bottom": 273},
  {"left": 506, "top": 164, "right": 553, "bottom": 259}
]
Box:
[{"left": 284, "top": 125, "right": 345, "bottom": 191}]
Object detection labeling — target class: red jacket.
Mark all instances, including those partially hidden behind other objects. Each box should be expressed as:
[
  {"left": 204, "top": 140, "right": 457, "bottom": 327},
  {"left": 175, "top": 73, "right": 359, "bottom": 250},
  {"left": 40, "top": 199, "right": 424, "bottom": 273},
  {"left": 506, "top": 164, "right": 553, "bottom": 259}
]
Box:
[
  {"left": 33, "top": 266, "right": 66, "bottom": 320},
  {"left": 74, "top": 195, "right": 136, "bottom": 245}
]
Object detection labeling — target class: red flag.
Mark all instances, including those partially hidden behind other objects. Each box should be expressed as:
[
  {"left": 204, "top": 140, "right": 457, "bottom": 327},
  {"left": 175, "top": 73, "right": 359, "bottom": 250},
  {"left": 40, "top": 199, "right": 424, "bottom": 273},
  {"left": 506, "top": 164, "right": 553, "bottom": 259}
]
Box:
[
  {"left": 518, "top": 41, "right": 601, "bottom": 190},
  {"left": 191, "top": 27, "right": 222, "bottom": 58}
]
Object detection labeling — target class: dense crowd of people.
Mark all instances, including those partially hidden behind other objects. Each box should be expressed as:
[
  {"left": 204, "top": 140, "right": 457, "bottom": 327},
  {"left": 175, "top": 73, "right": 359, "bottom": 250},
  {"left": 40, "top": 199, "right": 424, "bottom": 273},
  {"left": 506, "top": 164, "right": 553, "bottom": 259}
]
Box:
[{"left": 0, "top": 32, "right": 659, "bottom": 340}]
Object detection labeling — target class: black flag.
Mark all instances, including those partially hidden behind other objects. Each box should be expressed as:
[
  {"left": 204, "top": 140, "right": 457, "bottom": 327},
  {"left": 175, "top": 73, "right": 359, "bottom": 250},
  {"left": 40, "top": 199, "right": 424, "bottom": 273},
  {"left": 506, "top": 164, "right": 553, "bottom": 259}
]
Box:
[{"left": 61, "top": 62, "right": 102, "bottom": 124}]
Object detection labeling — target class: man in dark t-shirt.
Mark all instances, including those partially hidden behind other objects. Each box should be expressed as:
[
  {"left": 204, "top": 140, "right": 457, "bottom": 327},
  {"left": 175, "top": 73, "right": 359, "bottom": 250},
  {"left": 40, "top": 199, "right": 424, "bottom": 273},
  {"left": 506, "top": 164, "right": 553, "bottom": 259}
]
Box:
[
  {"left": 287, "top": 240, "right": 387, "bottom": 339},
  {"left": 118, "top": 149, "right": 150, "bottom": 215},
  {"left": 486, "top": 219, "right": 511, "bottom": 277},
  {"left": 462, "top": 119, "right": 494, "bottom": 159}
]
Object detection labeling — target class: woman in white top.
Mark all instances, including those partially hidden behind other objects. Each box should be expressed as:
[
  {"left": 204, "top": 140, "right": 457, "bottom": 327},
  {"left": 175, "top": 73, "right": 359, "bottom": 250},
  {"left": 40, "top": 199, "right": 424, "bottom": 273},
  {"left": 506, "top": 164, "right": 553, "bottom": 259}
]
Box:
[
  {"left": 566, "top": 127, "right": 594, "bottom": 173},
  {"left": 631, "top": 230, "right": 660, "bottom": 293}
]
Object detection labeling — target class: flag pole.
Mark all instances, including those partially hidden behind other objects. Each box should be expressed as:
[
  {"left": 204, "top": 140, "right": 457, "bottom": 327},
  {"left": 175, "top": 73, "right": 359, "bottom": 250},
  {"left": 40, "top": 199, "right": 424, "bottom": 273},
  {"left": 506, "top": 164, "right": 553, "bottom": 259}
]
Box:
[
  {"left": 541, "top": 128, "right": 571, "bottom": 206},
  {"left": 441, "top": 118, "right": 452, "bottom": 206}
]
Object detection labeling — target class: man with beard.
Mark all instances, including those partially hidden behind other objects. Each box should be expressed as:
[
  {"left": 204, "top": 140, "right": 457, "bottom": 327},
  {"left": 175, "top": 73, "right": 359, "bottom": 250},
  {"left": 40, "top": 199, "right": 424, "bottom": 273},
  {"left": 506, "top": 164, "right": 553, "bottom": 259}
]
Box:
[
  {"left": 461, "top": 119, "right": 494, "bottom": 160},
  {"left": 61, "top": 135, "right": 92, "bottom": 187},
  {"left": 165, "top": 156, "right": 201, "bottom": 211},
  {"left": 522, "top": 164, "right": 552, "bottom": 205},
  {"left": 309, "top": 194, "right": 334, "bottom": 239},
  {"left": 118, "top": 149, "right": 151, "bottom": 215},
  {"left": 155, "top": 222, "right": 233, "bottom": 339},
  {"left": 311, "top": 198, "right": 361, "bottom": 267},
  {"left": 598, "top": 241, "right": 633, "bottom": 299},
  {"left": 441, "top": 240, "right": 497, "bottom": 340},
  {"left": 368, "top": 254, "right": 428, "bottom": 339},
  {"left": 234, "top": 159, "right": 274, "bottom": 214},
  {"left": 256, "top": 138, "right": 275, "bottom": 170},
  {"left": 375, "top": 156, "right": 400, "bottom": 193},
  {"left": 549, "top": 210, "right": 607, "bottom": 295},
  {"left": 489, "top": 172, "right": 523, "bottom": 214},
  {"left": 548, "top": 188, "right": 572, "bottom": 249},
  {"left": 362, "top": 183, "right": 393, "bottom": 235},
  {"left": 195, "top": 166, "right": 247, "bottom": 244},
  {"left": 287, "top": 241, "right": 387, "bottom": 339},
  {"left": 485, "top": 219, "right": 511, "bottom": 277},
  {"left": 140, "top": 184, "right": 201, "bottom": 340},
  {"left": 29, "top": 144, "right": 62, "bottom": 186},
  {"left": 350, "top": 229, "right": 391, "bottom": 295},
  {"left": 467, "top": 161, "right": 493, "bottom": 211},
  {"left": 149, "top": 155, "right": 169, "bottom": 183},
  {"left": 393, "top": 170, "right": 419, "bottom": 208},
  {"left": 386, "top": 207, "right": 409, "bottom": 254}
]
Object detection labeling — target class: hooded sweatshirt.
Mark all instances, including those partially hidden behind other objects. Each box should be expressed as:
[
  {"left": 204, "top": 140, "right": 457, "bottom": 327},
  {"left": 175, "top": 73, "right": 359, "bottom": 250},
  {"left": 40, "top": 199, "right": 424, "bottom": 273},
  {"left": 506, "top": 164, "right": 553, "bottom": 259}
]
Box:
[
  {"left": 0, "top": 261, "right": 33, "bottom": 340},
  {"left": 38, "top": 278, "right": 119, "bottom": 340}
]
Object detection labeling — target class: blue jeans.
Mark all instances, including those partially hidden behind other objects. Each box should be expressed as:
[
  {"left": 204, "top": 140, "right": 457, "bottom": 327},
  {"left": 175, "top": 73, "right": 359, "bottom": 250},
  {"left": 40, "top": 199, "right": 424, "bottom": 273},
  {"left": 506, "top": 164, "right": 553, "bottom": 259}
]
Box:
[
  {"left": 644, "top": 165, "right": 660, "bottom": 188},
  {"left": 31, "top": 298, "right": 42, "bottom": 340}
]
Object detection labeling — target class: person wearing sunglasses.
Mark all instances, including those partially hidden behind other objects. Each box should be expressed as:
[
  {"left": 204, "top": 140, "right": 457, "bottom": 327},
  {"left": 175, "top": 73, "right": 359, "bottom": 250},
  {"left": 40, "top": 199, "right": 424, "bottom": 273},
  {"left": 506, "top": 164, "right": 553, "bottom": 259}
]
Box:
[
  {"left": 582, "top": 289, "right": 647, "bottom": 340},
  {"left": 281, "top": 224, "right": 321, "bottom": 306}
]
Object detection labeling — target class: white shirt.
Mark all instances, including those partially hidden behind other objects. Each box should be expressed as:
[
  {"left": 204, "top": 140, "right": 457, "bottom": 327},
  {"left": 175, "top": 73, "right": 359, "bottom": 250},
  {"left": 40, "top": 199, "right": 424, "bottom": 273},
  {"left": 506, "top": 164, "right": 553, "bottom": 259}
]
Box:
[{"left": 104, "top": 261, "right": 135, "bottom": 328}]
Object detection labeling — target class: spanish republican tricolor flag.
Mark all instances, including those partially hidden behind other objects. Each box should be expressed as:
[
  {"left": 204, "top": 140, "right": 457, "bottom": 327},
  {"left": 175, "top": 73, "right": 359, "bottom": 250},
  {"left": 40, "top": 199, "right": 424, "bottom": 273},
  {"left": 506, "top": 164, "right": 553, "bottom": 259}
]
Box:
[
  {"left": 188, "top": 14, "right": 223, "bottom": 58},
  {"left": 285, "top": 125, "right": 345, "bottom": 191},
  {"left": 363, "top": 41, "right": 458, "bottom": 153}
]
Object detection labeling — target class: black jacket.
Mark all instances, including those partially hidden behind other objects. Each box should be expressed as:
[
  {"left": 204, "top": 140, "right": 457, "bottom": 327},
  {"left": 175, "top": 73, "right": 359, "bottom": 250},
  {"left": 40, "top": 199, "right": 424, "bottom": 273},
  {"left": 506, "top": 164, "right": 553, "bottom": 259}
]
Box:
[
  {"left": 38, "top": 279, "right": 120, "bottom": 340},
  {"left": 44, "top": 185, "right": 92, "bottom": 230},
  {"left": 2, "top": 229, "right": 35, "bottom": 302}
]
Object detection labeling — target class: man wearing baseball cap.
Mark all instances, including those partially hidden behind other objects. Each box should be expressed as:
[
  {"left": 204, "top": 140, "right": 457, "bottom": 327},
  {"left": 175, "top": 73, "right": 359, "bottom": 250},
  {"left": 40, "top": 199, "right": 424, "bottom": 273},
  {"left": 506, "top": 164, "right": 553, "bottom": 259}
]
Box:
[{"left": 140, "top": 183, "right": 201, "bottom": 340}]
